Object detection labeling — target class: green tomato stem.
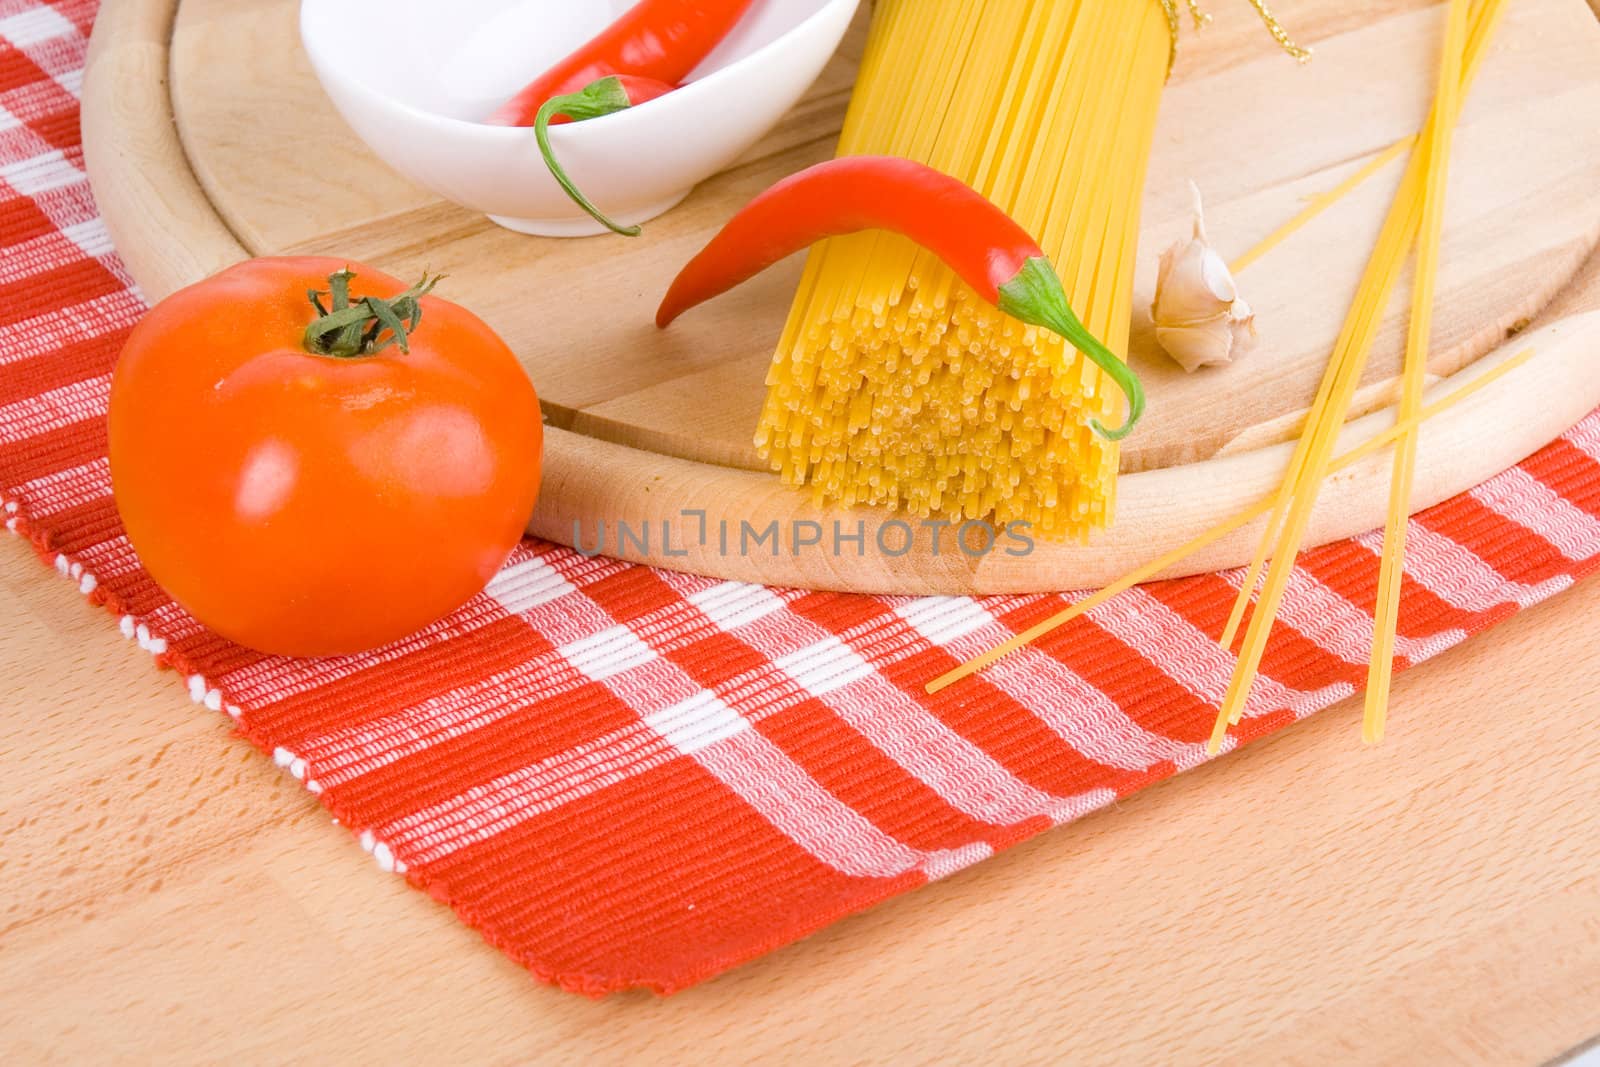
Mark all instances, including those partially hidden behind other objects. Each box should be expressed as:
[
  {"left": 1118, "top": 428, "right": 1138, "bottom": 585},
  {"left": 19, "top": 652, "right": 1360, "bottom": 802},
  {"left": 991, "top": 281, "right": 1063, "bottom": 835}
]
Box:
[{"left": 303, "top": 269, "right": 441, "bottom": 358}]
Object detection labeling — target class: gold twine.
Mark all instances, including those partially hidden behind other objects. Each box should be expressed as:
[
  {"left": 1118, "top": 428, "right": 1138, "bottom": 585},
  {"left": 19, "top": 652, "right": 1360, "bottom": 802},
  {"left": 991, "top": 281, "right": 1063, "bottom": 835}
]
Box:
[
  {"left": 1162, "top": 0, "right": 1313, "bottom": 75},
  {"left": 1159, "top": 0, "right": 1181, "bottom": 72},
  {"left": 1245, "top": 0, "right": 1315, "bottom": 62}
]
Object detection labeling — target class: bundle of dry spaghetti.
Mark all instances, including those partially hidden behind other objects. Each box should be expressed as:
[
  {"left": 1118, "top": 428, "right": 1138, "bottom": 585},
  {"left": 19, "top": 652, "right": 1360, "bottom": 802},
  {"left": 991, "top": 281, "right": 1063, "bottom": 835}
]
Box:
[
  {"left": 928, "top": 0, "right": 1517, "bottom": 755},
  {"left": 754, "top": 0, "right": 1170, "bottom": 538}
]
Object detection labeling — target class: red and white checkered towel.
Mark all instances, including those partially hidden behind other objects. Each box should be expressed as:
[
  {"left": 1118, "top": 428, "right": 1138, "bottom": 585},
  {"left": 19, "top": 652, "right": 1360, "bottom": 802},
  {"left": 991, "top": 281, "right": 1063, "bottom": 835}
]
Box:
[{"left": 6, "top": 0, "right": 1600, "bottom": 995}]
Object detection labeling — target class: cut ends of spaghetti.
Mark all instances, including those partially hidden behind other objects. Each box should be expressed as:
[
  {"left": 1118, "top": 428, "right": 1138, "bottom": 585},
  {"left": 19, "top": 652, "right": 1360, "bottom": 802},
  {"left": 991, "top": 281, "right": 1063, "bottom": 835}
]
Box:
[{"left": 756, "top": 0, "right": 1168, "bottom": 539}]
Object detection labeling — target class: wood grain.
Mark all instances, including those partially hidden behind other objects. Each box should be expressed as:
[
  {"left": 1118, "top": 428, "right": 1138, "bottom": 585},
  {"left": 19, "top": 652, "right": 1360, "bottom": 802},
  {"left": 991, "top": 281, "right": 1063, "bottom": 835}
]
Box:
[
  {"left": 21, "top": 3, "right": 1600, "bottom": 1057},
  {"left": 83, "top": 0, "right": 1600, "bottom": 593},
  {"left": 77, "top": 0, "right": 245, "bottom": 295},
  {"left": 3, "top": 535, "right": 1598, "bottom": 1064},
  {"left": 163, "top": 0, "right": 1600, "bottom": 474},
  {"left": 526, "top": 321, "right": 1600, "bottom": 592}
]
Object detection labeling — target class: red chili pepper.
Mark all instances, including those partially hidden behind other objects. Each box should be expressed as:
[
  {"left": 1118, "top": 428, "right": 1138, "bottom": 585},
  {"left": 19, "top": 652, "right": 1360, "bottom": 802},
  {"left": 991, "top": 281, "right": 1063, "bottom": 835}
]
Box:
[
  {"left": 535, "top": 75, "right": 678, "bottom": 237},
  {"left": 486, "top": 0, "right": 756, "bottom": 128},
  {"left": 656, "top": 156, "right": 1145, "bottom": 440}
]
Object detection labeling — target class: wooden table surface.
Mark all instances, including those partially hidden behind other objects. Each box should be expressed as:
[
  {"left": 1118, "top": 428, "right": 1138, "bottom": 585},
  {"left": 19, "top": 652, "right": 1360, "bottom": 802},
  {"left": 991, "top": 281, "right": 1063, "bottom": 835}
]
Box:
[
  {"left": 3, "top": 530, "right": 1599, "bottom": 1063},
  {"left": 7, "top": 2, "right": 1600, "bottom": 1056}
]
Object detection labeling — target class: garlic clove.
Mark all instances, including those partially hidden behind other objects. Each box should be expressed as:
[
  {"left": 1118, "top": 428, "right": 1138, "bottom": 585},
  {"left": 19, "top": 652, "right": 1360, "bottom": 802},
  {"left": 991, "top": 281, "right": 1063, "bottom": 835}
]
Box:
[
  {"left": 1151, "top": 182, "right": 1256, "bottom": 373},
  {"left": 1155, "top": 306, "right": 1256, "bottom": 374},
  {"left": 1157, "top": 321, "right": 1233, "bottom": 374},
  {"left": 1156, "top": 241, "right": 1232, "bottom": 325},
  {"left": 1199, "top": 245, "right": 1239, "bottom": 304}
]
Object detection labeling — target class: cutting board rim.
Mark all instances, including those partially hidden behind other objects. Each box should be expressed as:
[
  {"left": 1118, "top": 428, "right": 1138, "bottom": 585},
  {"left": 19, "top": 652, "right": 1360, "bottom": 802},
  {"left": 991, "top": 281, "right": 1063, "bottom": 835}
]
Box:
[{"left": 79, "top": 0, "right": 1600, "bottom": 595}]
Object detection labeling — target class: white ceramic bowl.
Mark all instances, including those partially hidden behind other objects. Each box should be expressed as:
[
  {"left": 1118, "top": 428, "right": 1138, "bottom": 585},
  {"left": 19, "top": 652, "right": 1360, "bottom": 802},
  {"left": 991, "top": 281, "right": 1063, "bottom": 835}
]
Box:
[{"left": 300, "top": 0, "right": 859, "bottom": 237}]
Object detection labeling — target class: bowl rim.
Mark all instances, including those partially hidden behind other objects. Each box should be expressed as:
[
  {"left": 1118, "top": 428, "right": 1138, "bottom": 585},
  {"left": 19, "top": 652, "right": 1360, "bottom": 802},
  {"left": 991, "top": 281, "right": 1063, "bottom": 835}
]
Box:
[{"left": 299, "top": 0, "right": 861, "bottom": 142}]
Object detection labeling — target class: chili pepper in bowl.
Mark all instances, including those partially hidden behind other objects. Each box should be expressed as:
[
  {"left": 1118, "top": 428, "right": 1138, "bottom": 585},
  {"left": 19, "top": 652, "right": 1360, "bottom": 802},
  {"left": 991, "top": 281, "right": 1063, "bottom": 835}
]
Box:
[
  {"left": 486, "top": 0, "right": 757, "bottom": 128},
  {"left": 536, "top": 75, "right": 678, "bottom": 236},
  {"left": 656, "top": 156, "right": 1146, "bottom": 440}
]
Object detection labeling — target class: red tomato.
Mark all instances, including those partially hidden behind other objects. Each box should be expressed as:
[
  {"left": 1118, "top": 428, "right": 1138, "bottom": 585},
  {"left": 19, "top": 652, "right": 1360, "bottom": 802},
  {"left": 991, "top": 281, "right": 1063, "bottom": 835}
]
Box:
[{"left": 108, "top": 257, "right": 543, "bottom": 657}]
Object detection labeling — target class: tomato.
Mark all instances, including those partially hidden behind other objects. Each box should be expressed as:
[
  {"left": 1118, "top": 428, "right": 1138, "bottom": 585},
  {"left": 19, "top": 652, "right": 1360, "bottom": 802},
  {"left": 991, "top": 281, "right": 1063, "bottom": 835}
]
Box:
[{"left": 108, "top": 257, "right": 543, "bottom": 657}]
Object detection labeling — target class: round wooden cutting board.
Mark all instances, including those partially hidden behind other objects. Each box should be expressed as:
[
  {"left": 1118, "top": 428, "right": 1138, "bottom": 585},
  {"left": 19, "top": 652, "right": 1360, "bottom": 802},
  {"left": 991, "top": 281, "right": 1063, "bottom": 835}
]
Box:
[{"left": 83, "top": 0, "right": 1600, "bottom": 593}]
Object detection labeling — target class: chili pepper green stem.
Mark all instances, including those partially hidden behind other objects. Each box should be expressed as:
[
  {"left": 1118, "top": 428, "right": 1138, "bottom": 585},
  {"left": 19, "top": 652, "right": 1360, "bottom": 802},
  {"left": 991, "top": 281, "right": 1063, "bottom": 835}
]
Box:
[
  {"left": 535, "top": 77, "right": 641, "bottom": 237},
  {"left": 996, "top": 257, "right": 1145, "bottom": 440},
  {"left": 303, "top": 269, "right": 442, "bottom": 358}
]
